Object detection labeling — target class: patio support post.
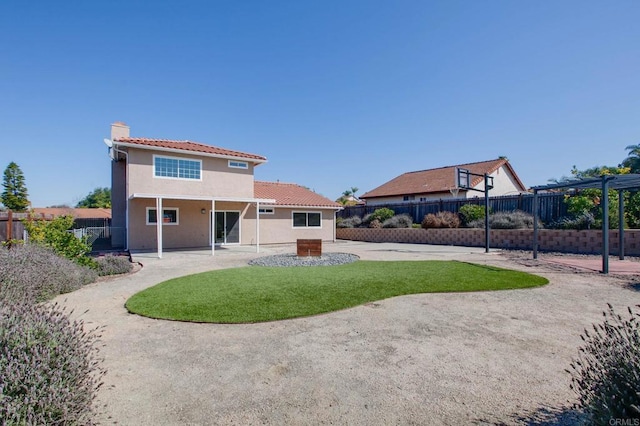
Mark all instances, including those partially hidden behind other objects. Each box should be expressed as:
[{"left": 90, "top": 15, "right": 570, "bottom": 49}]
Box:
[
  {"left": 602, "top": 176, "right": 609, "bottom": 274},
  {"left": 619, "top": 189, "right": 625, "bottom": 260},
  {"left": 533, "top": 189, "right": 539, "bottom": 259},
  {"left": 156, "top": 197, "right": 163, "bottom": 259},
  {"left": 256, "top": 202, "right": 260, "bottom": 253},
  {"left": 211, "top": 199, "right": 215, "bottom": 256},
  {"left": 484, "top": 173, "right": 490, "bottom": 253}
]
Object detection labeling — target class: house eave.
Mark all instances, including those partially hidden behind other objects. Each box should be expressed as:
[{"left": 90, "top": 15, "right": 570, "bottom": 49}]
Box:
[{"left": 112, "top": 140, "right": 268, "bottom": 166}]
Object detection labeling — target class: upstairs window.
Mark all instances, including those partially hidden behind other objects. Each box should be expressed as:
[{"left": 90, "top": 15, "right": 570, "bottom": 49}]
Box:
[
  {"left": 154, "top": 155, "right": 201, "bottom": 180},
  {"left": 292, "top": 212, "right": 321, "bottom": 228},
  {"left": 229, "top": 160, "right": 248, "bottom": 169}
]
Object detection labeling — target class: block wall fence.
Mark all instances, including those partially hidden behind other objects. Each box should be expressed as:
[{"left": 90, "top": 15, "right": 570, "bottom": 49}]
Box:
[{"left": 336, "top": 228, "right": 640, "bottom": 256}]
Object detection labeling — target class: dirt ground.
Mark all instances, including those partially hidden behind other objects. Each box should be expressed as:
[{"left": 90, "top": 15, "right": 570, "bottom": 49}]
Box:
[{"left": 54, "top": 241, "right": 640, "bottom": 425}]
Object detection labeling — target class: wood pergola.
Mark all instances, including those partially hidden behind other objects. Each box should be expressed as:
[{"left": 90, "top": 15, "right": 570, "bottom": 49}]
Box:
[{"left": 531, "top": 174, "right": 640, "bottom": 274}]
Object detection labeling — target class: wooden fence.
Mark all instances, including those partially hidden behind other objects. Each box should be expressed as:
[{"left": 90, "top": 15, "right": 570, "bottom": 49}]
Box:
[
  {"left": 0, "top": 212, "right": 112, "bottom": 243},
  {"left": 338, "top": 193, "right": 567, "bottom": 224}
]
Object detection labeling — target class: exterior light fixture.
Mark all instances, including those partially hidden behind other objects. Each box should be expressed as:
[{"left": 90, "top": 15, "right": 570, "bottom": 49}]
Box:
[{"left": 201, "top": 208, "right": 206, "bottom": 214}]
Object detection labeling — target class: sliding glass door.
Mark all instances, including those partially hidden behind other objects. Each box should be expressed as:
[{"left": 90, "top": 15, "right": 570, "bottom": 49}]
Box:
[{"left": 214, "top": 211, "right": 240, "bottom": 244}]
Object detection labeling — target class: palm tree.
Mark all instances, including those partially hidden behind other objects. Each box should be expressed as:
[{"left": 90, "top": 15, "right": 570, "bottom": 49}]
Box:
[
  {"left": 622, "top": 144, "right": 640, "bottom": 173},
  {"left": 350, "top": 187, "right": 359, "bottom": 200}
]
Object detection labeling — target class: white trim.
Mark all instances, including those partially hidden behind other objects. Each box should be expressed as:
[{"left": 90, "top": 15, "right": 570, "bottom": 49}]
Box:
[
  {"left": 228, "top": 160, "right": 249, "bottom": 169},
  {"left": 113, "top": 141, "right": 267, "bottom": 165},
  {"left": 146, "top": 207, "right": 179, "bottom": 225},
  {"left": 292, "top": 211, "right": 322, "bottom": 229},
  {"left": 263, "top": 204, "right": 342, "bottom": 210},
  {"left": 258, "top": 207, "right": 275, "bottom": 214},
  {"left": 130, "top": 193, "right": 275, "bottom": 204},
  {"left": 153, "top": 154, "right": 202, "bottom": 181}
]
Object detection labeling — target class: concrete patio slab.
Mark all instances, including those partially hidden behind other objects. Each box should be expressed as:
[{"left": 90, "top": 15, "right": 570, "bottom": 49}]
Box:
[{"left": 541, "top": 256, "right": 640, "bottom": 275}]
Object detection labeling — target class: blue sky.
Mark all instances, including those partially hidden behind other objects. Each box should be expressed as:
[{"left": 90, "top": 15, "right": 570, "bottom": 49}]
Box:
[{"left": 1, "top": 1, "right": 638, "bottom": 207}]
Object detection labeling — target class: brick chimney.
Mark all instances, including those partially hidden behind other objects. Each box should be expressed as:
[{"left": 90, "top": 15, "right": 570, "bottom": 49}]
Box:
[{"left": 111, "top": 121, "right": 130, "bottom": 140}]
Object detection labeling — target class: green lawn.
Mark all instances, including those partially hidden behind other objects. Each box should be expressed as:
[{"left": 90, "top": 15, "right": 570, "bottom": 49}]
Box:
[{"left": 125, "top": 260, "right": 548, "bottom": 323}]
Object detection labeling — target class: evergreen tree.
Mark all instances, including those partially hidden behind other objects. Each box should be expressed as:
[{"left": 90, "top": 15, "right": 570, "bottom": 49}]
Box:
[{"left": 1, "top": 161, "right": 29, "bottom": 211}]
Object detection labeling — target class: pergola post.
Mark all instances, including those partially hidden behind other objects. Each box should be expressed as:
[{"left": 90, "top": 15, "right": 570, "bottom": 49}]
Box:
[
  {"left": 484, "top": 173, "right": 490, "bottom": 253},
  {"left": 211, "top": 199, "right": 215, "bottom": 256},
  {"left": 156, "top": 197, "right": 163, "bottom": 259},
  {"left": 619, "top": 189, "right": 625, "bottom": 260},
  {"left": 256, "top": 202, "right": 260, "bottom": 253},
  {"left": 533, "top": 189, "right": 539, "bottom": 260},
  {"left": 602, "top": 176, "right": 609, "bottom": 274}
]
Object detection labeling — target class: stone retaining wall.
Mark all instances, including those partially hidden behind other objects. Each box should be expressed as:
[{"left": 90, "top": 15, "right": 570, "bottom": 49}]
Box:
[{"left": 336, "top": 228, "right": 640, "bottom": 255}]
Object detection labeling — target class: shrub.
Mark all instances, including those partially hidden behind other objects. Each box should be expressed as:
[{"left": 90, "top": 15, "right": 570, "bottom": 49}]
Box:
[
  {"left": 95, "top": 254, "right": 133, "bottom": 276},
  {"left": 546, "top": 213, "right": 596, "bottom": 230},
  {"left": 0, "top": 302, "right": 105, "bottom": 425},
  {"left": 467, "top": 210, "right": 540, "bottom": 229},
  {"left": 369, "top": 208, "right": 395, "bottom": 223},
  {"left": 382, "top": 214, "right": 413, "bottom": 228},
  {"left": 369, "top": 219, "right": 382, "bottom": 228},
  {"left": 568, "top": 304, "right": 640, "bottom": 423},
  {"left": 0, "top": 244, "right": 97, "bottom": 304},
  {"left": 336, "top": 216, "right": 362, "bottom": 229},
  {"left": 23, "top": 215, "right": 95, "bottom": 267},
  {"left": 459, "top": 204, "right": 486, "bottom": 226},
  {"left": 421, "top": 211, "right": 461, "bottom": 229}
]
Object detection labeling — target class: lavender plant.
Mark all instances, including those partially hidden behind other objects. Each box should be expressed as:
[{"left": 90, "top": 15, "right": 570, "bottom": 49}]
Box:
[
  {"left": 94, "top": 254, "right": 133, "bottom": 276},
  {"left": 568, "top": 304, "right": 640, "bottom": 423},
  {"left": 382, "top": 214, "right": 413, "bottom": 228},
  {"left": 467, "top": 210, "right": 540, "bottom": 229},
  {"left": 0, "top": 302, "right": 105, "bottom": 425},
  {"left": 0, "top": 244, "right": 97, "bottom": 304}
]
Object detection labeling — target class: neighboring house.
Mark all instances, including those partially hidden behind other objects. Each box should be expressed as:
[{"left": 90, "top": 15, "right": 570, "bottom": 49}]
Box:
[
  {"left": 105, "top": 122, "right": 340, "bottom": 256},
  {"left": 360, "top": 158, "right": 526, "bottom": 205}
]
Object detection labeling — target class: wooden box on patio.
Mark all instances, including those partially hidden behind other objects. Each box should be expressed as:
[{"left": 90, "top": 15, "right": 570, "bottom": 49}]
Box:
[{"left": 297, "top": 239, "right": 322, "bottom": 257}]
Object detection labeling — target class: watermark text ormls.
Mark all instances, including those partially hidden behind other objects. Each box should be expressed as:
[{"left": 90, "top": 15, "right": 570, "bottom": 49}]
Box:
[{"left": 609, "top": 418, "right": 640, "bottom": 426}]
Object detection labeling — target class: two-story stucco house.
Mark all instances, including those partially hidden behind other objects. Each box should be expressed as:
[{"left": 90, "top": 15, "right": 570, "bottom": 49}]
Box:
[
  {"left": 360, "top": 158, "right": 526, "bottom": 205},
  {"left": 105, "top": 122, "right": 340, "bottom": 257}
]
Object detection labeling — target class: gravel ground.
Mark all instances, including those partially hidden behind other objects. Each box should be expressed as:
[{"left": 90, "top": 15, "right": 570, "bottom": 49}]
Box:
[
  {"left": 248, "top": 252, "right": 359, "bottom": 267},
  {"left": 53, "top": 242, "right": 640, "bottom": 425}
]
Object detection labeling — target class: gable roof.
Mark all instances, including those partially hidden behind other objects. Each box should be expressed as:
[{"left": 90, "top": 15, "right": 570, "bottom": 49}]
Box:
[
  {"left": 31, "top": 208, "right": 112, "bottom": 219},
  {"left": 113, "top": 137, "right": 267, "bottom": 163},
  {"left": 255, "top": 181, "right": 341, "bottom": 209},
  {"left": 361, "top": 158, "right": 526, "bottom": 199}
]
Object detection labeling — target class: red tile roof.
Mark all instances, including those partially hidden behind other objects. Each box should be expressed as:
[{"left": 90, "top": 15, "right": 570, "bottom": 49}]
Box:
[
  {"left": 31, "top": 208, "right": 112, "bottom": 219},
  {"left": 255, "top": 181, "right": 341, "bottom": 208},
  {"left": 361, "top": 158, "right": 526, "bottom": 199},
  {"left": 114, "top": 137, "right": 267, "bottom": 162}
]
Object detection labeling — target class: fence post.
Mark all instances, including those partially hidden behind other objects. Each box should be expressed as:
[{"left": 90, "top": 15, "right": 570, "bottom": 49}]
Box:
[{"left": 7, "top": 210, "right": 12, "bottom": 241}]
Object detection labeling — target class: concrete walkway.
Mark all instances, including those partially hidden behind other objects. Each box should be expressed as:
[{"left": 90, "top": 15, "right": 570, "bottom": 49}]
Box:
[{"left": 54, "top": 241, "right": 640, "bottom": 425}]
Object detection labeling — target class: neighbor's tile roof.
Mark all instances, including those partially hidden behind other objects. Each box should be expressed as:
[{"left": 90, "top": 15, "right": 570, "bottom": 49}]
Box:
[
  {"left": 31, "top": 208, "right": 112, "bottom": 219},
  {"left": 361, "top": 158, "right": 526, "bottom": 198},
  {"left": 114, "top": 137, "right": 267, "bottom": 162},
  {"left": 255, "top": 181, "right": 341, "bottom": 208}
]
